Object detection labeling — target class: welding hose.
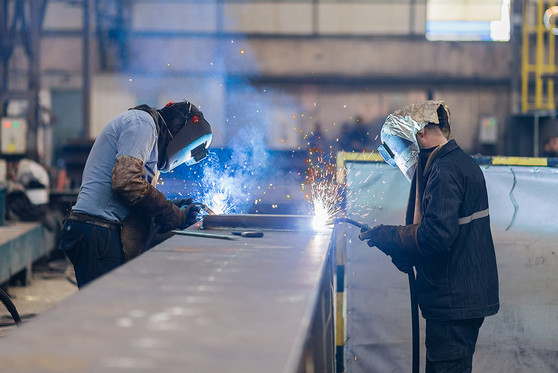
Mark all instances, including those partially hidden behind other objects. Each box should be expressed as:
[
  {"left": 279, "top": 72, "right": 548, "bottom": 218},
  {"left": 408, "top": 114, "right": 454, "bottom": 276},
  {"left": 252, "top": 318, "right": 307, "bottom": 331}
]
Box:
[
  {"left": 0, "top": 288, "right": 22, "bottom": 326},
  {"left": 333, "top": 217, "right": 366, "bottom": 229},
  {"left": 334, "top": 217, "right": 420, "bottom": 373}
]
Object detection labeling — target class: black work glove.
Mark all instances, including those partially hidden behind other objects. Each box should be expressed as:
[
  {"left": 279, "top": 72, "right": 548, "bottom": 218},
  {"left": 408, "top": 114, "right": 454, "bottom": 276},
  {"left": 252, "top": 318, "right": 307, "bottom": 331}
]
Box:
[
  {"left": 358, "top": 224, "right": 398, "bottom": 256},
  {"left": 390, "top": 253, "right": 413, "bottom": 274},
  {"left": 178, "top": 200, "right": 201, "bottom": 230},
  {"left": 359, "top": 224, "right": 416, "bottom": 274}
]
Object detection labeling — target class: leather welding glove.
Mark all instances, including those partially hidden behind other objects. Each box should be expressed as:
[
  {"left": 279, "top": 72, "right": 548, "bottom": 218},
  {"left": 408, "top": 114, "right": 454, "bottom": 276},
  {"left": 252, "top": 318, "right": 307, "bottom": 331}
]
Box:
[
  {"left": 359, "top": 224, "right": 420, "bottom": 273},
  {"left": 359, "top": 224, "right": 398, "bottom": 255},
  {"left": 170, "top": 197, "right": 194, "bottom": 208},
  {"left": 112, "top": 155, "right": 187, "bottom": 234},
  {"left": 178, "top": 201, "right": 201, "bottom": 230}
]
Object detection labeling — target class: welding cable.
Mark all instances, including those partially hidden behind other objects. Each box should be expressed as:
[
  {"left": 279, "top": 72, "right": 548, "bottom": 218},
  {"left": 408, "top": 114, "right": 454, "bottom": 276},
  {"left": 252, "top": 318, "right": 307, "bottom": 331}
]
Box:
[
  {"left": 505, "top": 167, "right": 518, "bottom": 231},
  {"left": 335, "top": 217, "right": 420, "bottom": 373},
  {"left": 333, "top": 217, "right": 365, "bottom": 229},
  {"left": 0, "top": 288, "right": 22, "bottom": 326},
  {"left": 408, "top": 270, "right": 419, "bottom": 373}
]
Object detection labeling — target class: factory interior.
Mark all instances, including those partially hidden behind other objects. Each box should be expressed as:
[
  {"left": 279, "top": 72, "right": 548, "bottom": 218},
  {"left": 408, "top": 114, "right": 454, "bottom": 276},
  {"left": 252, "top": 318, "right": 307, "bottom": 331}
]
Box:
[{"left": 1, "top": 0, "right": 558, "bottom": 372}]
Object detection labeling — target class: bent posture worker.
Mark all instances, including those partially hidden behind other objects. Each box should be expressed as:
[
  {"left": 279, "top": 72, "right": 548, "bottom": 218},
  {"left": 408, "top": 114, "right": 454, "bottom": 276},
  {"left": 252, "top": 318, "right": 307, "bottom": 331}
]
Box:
[{"left": 60, "top": 100, "right": 212, "bottom": 288}]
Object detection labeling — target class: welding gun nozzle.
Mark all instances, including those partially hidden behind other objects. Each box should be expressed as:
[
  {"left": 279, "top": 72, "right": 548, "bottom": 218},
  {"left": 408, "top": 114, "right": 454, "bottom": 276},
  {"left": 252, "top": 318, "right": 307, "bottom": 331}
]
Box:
[{"left": 196, "top": 203, "right": 215, "bottom": 215}]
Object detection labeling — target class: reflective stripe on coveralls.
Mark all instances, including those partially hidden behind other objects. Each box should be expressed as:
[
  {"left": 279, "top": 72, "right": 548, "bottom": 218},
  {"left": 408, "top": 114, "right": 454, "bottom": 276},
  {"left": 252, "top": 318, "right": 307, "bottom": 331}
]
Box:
[{"left": 458, "top": 209, "right": 489, "bottom": 225}]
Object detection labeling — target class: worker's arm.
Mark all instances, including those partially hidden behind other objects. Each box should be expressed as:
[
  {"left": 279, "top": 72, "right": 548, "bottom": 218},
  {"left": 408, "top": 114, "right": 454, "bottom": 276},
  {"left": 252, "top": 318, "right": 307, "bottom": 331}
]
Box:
[
  {"left": 415, "top": 165, "right": 462, "bottom": 256},
  {"left": 111, "top": 112, "right": 198, "bottom": 231},
  {"left": 359, "top": 166, "right": 462, "bottom": 270},
  {"left": 111, "top": 155, "right": 188, "bottom": 231}
]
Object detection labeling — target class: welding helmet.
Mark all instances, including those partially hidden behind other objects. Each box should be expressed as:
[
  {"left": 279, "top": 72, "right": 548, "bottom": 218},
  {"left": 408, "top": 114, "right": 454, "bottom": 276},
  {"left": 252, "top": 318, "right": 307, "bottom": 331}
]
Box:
[
  {"left": 377, "top": 114, "right": 422, "bottom": 182},
  {"left": 377, "top": 100, "right": 451, "bottom": 182},
  {"left": 157, "top": 101, "right": 213, "bottom": 173}
]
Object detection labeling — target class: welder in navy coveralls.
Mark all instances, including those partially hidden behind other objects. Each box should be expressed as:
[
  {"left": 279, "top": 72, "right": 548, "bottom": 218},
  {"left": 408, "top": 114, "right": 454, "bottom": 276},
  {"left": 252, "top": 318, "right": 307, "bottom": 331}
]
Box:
[
  {"left": 359, "top": 100, "right": 499, "bottom": 372},
  {"left": 59, "top": 100, "right": 212, "bottom": 288}
]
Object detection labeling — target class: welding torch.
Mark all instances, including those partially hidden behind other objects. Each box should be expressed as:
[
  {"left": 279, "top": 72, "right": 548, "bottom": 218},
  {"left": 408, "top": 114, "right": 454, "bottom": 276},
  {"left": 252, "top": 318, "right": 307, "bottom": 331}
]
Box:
[
  {"left": 192, "top": 202, "right": 215, "bottom": 215},
  {"left": 333, "top": 217, "right": 369, "bottom": 231},
  {"left": 170, "top": 198, "right": 215, "bottom": 215}
]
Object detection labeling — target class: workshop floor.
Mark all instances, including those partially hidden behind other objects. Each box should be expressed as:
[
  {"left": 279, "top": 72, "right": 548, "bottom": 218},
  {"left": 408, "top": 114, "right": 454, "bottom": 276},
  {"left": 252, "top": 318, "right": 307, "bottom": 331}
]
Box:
[{"left": 0, "top": 257, "right": 78, "bottom": 338}]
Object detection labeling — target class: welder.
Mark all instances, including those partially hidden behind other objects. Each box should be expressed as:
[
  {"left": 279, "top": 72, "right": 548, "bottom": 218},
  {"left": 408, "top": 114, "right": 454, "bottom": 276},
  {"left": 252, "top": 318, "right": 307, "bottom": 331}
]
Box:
[
  {"left": 59, "top": 100, "right": 212, "bottom": 288},
  {"left": 360, "top": 100, "right": 499, "bottom": 372}
]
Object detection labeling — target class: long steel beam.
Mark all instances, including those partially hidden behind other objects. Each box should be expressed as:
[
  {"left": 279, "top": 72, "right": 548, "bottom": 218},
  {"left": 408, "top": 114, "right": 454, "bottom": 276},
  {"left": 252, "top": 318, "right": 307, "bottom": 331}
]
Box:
[{"left": 0, "top": 222, "right": 334, "bottom": 373}]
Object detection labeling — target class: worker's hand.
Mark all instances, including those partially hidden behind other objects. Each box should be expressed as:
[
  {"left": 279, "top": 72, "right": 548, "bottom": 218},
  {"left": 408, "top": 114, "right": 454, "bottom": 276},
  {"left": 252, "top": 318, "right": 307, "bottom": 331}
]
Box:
[
  {"left": 179, "top": 201, "right": 201, "bottom": 230},
  {"left": 358, "top": 224, "right": 397, "bottom": 256},
  {"left": 360, "top": 224, "right": 416, "bottom": 274},
  {"left": 171, "top": 197, "right": 194, "bottom": 208}
]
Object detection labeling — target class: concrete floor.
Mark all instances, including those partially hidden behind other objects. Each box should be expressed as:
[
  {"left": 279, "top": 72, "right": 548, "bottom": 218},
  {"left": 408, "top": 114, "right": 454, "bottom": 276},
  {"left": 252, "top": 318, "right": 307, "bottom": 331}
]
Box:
[{"left": 0, "top": 258, "right": 78, "bottom": 338}]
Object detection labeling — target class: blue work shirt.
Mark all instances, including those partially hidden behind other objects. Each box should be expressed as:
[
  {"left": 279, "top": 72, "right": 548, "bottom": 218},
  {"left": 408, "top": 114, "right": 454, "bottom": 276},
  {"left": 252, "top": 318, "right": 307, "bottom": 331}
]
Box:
[{"left": 72, "top": 110, "right": 158, "bottom": 222}]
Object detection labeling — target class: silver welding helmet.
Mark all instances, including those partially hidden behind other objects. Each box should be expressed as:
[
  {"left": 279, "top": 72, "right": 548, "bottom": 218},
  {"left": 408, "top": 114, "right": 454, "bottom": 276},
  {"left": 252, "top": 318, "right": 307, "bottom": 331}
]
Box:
[
  {"left": 158, "top": 102, "right": 213, "bottom": 173},
  {"left": 377, "top": 100, "right": 451, "bottom": 182},
  {"left": 377, "top": 114, "right": 424, "bottom": 182}
]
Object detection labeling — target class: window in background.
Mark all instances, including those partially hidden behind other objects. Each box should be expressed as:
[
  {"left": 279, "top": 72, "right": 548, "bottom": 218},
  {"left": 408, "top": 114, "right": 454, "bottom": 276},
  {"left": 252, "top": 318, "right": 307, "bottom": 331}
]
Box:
[{"left": 426, "top": 0, "right": 510, "bottom": 41}]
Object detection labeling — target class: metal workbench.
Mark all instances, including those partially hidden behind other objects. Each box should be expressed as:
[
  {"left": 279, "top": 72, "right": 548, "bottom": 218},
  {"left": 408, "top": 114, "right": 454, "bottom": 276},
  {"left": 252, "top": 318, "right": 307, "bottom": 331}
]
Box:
[
  {"left": 0, "top": 225, "right": 335, "bottom": 373},
  {"left": 0, "top": 222, "right": 54, "bottom": 285}
]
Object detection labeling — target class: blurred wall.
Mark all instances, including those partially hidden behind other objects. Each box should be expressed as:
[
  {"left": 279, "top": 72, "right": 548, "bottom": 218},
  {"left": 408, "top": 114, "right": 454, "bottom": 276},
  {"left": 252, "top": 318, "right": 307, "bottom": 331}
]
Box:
[{"left": 30, "top": 0, "right": 513, "bottom": 161}]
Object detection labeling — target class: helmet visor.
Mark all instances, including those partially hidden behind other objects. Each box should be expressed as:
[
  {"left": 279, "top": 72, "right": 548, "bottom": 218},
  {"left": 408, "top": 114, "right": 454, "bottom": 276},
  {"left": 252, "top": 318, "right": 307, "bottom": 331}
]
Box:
[
  {"left": 377, "top": 114, "right": 425, "bottom": 182},
  {"left": 160, "top": 113, "right": 213, "bottom": 173}
]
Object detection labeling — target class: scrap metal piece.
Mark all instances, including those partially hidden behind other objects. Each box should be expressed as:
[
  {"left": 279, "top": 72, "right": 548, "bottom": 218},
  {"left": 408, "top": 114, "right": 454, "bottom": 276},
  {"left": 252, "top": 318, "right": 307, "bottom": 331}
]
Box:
[
  {"left": 201, "top": 214, "right": 315, "bottom": 232},
  {"left": 231, "top": 231, "right": 264, "bottom": 238}
]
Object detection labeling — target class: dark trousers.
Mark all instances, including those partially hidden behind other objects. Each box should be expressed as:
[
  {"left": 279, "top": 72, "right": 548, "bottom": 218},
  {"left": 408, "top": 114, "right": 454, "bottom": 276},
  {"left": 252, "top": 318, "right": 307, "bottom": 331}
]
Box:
[
  {"left": 59, "top": 219, "right": 125, "bottom": 288},
  {"left": 425, "top": 317, "right": 484, "bottom": 373}
]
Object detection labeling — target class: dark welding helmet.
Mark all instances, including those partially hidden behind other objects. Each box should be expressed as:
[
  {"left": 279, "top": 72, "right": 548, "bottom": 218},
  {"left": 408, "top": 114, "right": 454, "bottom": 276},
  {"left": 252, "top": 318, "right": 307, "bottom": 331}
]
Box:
[{"left": 158, "top": 101, "right": 213, "bottom": 173}]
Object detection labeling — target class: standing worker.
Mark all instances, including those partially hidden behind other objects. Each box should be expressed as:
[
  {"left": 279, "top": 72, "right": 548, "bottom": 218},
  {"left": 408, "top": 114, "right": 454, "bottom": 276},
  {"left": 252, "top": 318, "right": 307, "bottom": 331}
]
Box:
[
  {"left": 59, "top": 100, "right": 213, "bottom": 288},
  {"left": 360, "top": 100, "right": 499, "bottom": 372}
]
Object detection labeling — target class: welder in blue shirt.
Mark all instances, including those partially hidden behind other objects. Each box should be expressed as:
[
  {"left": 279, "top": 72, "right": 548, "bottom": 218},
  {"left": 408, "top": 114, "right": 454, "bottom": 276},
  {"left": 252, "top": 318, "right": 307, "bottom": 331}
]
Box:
[
  {"left": 59, "top": 100, "right": 212, "bottom": 288},
  {"left": 359, "top": 100, "right": 499, "bottom": 372}
]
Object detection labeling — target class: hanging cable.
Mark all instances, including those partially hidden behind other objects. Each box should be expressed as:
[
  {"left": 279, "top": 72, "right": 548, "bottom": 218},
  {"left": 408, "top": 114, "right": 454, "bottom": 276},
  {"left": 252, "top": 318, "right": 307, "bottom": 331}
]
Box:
[
  {"left": 506, "top": 168, "right": 518, "bottom": 231},
  {"left": 408, "top": 270, "right": 419, "bottom": 373},
  {"left": 334, "top": 218, "right": 419, "bottom": 373}
]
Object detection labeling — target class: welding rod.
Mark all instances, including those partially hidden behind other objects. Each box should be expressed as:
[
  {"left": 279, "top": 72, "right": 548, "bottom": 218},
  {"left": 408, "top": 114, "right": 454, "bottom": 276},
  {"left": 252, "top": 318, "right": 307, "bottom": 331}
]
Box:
[{"left": 172, "top": 230, "right": 237, "bottom": 240}]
